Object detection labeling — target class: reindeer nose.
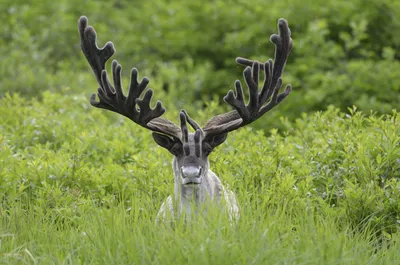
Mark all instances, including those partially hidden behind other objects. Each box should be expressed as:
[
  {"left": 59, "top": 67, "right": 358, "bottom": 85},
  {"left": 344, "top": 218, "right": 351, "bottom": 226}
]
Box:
[{"left": 181, "top": 166, "right": 203, "bottom": 178}]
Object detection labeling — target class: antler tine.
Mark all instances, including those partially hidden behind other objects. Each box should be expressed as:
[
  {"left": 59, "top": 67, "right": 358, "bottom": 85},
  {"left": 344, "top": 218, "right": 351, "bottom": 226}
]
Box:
[
  {"left": 203, "top": 18, "right": 293, "bottom": 137},
  {"left": 79, "top": 16, "right": 181, "bottom": 138},
  {"left": 194, "top": 129, "right": 202, "bottom": 157},
  {"left": 79, "top": 16, "right": 115, "bottom": 88},
  {"left": 181, "top": 110, "right": 201, "bottom": 131},
  {"left": 235, "top": 19, "right": 292, "bottom": 72},
  {"left": 259, "top": 18, "right": 292, "bottom": 113},
  {"left": 180, "top": 111, "right": 190, "bottom": 155},
  {"left": 236, "top": 57, "right": 265, "bottom": 71}
]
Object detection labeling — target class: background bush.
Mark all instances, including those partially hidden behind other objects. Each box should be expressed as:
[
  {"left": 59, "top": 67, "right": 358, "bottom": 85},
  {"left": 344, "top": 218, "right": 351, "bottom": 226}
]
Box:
[{"left": 1, "top": 0, "right": 399, "bottom": 130}]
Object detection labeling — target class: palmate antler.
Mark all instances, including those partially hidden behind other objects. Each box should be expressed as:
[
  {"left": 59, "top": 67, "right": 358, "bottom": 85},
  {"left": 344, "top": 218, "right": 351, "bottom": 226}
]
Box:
[
  {"left": 202, "top": 18, "right": 292, "bottom": 139},
  {"left": 79, "top": 16, "right": 292, "bottom": 146},
  {"left": 78, "top": 16, "right": 181, "bottom": 139}
]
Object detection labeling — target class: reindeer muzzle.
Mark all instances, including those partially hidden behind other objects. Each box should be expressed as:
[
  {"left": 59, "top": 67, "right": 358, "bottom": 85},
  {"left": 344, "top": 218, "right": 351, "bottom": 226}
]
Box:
[{"left": 181, "top": 166, "right": 203, "bottom": 185}]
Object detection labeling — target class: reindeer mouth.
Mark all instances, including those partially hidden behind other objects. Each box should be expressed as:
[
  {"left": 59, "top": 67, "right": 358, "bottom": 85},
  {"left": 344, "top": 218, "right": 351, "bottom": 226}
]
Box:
[{"left": 182, "top": 177, "right": 201, "bottom": 186}]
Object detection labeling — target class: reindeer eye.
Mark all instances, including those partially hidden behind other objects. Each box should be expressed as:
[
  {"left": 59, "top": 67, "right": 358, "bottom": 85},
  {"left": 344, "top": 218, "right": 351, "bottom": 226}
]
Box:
[{"left": 170, "top": 143, "right": 183, "bottom": 156}]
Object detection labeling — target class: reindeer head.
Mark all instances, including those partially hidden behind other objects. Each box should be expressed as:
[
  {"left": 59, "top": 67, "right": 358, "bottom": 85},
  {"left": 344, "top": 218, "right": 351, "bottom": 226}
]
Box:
[
  {"left": 152, "top": 111, "right": 227, "bottom": 186},
  {"left": 78, "top": 16, "right": 293, "bottom": 187}
]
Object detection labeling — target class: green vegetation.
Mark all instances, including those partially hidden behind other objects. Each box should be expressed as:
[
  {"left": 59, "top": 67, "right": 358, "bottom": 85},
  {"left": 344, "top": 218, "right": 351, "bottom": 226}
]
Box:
[
  {"left": 1, "top": 93, "right": 399, "bottom": 264},
  {"left": 1, "top": 0, "right": 399, "bottom": 129},
  {"left": 1, "top": 0, "right": 399, "bottom": 264}
]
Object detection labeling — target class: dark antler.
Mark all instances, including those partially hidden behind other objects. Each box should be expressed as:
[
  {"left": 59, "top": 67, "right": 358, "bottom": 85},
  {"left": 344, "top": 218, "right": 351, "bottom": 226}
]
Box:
[
  {"left": 202, "top": 18, "right": 293, "bottom": 137},
  {"left": 180, "top": 110, "right": 202, "bottom": 157},
  {"left": 78, "top": 16, "right": 181, "bottom": 138}
]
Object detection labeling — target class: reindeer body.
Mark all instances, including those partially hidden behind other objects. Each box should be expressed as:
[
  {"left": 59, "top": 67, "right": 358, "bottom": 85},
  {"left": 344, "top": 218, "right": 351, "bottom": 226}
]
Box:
[{"left": 156, "top": 167, "right": 239, "bottom": 222}]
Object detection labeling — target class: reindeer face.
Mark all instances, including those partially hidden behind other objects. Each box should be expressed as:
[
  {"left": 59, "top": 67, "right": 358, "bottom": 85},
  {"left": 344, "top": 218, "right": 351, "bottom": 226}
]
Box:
[
  {"left": 152, "top": 129, "right": 227, "bottom": 186},
  {"left": 175, "top": 133, "right": 208, "bottom": 186}
]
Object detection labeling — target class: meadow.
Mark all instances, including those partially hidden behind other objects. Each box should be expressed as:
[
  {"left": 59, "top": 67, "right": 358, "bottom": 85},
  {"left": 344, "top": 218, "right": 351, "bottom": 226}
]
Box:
[{"left": 1, "top": 0, "right": 400, "bottom": 264}]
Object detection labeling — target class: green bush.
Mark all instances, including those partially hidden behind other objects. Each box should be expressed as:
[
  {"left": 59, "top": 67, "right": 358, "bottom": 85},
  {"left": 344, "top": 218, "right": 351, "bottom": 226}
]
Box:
[
  {"left": 1, "top": 92, "right": 399, "bottom": 238},
  {"left": 1, "top": 0, "right": 399, "bottom": 131},
  {"left": 1, "top": 92, "right": 400, "bottom": 263}
]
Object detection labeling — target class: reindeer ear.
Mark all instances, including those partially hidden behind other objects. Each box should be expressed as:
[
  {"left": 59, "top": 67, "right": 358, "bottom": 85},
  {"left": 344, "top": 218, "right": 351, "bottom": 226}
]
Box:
[
  {"left": 152, "top": 132, "right": 175, "bottom": 150},
  {"left": 204, "top": 133, "right": 228, "bottom": 149},
  {"left": 152, "top": 132, "right": 182, "bottom": 155}
]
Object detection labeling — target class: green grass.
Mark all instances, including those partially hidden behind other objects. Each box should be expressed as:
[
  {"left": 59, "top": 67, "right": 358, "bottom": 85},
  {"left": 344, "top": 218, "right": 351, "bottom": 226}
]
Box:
[
  {"left": 2, "top": 197, "right": 399, "bottom": 264},
  {"left": 0, "top": 92, "right": 399, "bottom": 264}
]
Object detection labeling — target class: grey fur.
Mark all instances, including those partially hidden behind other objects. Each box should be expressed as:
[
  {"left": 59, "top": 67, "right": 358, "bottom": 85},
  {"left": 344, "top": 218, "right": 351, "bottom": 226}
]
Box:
[{"left": 154, "top": 130, "right": 239, "bottom": 222}]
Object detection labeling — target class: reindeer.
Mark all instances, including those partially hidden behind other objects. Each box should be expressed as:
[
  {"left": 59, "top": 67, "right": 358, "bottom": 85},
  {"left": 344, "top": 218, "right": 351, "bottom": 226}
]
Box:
[{"left": 78, "top": 16, "right": 293, "bottom": 222}]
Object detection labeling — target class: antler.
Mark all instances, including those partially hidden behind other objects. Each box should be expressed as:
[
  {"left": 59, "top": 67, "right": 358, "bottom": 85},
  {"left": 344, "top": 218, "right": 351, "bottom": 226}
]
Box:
[
  {"left": 180, "top": 110, "right": 203, "bottom": 157},
  {"left": 78, "top": 16, "right": 181, "bottom": 138},
  {"left": 202, "top": 18, "right": 293, "bottom": 137}
]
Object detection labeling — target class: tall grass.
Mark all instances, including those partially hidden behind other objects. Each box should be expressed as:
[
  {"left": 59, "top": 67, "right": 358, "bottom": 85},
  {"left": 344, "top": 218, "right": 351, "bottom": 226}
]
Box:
[{"left": 1, "top": 195, "right": 399, "bottom": 264}]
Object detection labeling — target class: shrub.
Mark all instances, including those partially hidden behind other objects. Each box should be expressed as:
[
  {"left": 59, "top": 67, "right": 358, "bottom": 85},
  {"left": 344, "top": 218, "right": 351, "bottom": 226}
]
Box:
[
  {"left": 1, "top": 0, "right": 399, "bottom": 131},
  {"left": 1, "top": 93, "right": 399, "bottom": 239}
]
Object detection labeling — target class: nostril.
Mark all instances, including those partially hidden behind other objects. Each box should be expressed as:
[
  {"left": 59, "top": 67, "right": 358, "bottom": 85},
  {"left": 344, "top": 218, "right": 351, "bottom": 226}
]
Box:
[
  {"left": 181, "top": 166, "right": 202, "bottom": 178},
  {"left": 180, "top": 167, "right": 186, "bottom": 178}
]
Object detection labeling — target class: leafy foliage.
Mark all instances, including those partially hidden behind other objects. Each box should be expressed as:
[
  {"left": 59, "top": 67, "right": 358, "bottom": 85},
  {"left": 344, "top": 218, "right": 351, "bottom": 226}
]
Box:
[
  {"left": 1, "top": 0, "right": 399, "bottom": 131},
  {"left": 1, "top": 93, "right": 399, "bottom": 263}
]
